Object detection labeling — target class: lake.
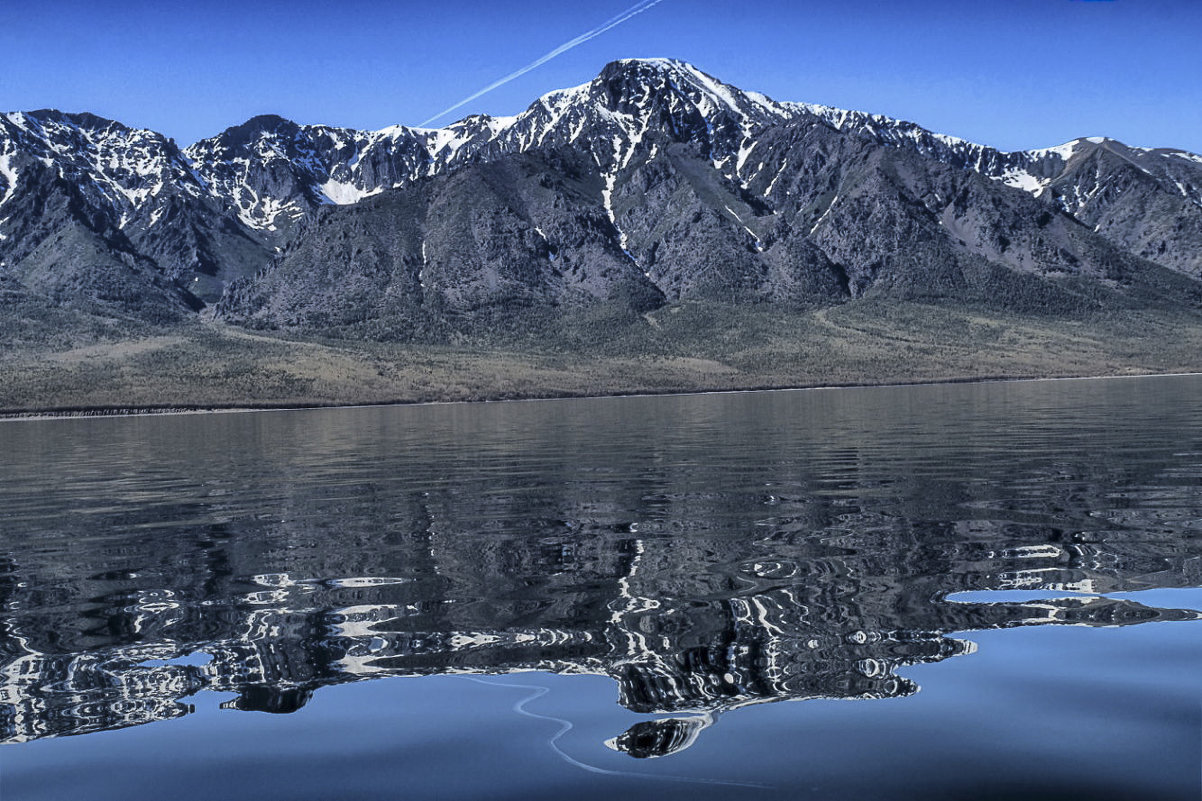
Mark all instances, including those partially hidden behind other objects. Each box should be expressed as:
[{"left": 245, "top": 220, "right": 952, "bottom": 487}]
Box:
[{"left": 1, "top": 376, "right": 1200, "bottom": 800}]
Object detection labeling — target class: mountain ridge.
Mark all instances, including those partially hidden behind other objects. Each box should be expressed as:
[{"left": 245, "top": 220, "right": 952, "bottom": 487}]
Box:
[{"left": 2, "top": 58, "right": 1201, "bottom": 341}]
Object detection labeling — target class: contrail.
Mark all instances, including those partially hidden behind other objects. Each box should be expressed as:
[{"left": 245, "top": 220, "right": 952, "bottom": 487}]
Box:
[{"left": 419, "top": 0, "right": 669, "bottom": 127}]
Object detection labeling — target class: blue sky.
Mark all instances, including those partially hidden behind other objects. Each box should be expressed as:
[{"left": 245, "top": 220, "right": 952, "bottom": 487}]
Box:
[{"left": 0, "top": 0, "right": 1199, "bottom": 153}]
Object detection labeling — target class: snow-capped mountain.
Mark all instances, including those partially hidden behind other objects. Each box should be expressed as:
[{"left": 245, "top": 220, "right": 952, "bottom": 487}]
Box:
[
  {"left": 2, "top": 58, "right": 1200, "bottom": 331},
  {"left": 182, "top": 115, "right": 430, "bottom": 235},
  {"left": 0, "top": 110, "right": 202, "bottom": 227},
  {"left": 0, "top": 110, "right": 267, "bottom": 307},
  {"left": 179, "top": 59, "right": 1202, "bottom": 243}
]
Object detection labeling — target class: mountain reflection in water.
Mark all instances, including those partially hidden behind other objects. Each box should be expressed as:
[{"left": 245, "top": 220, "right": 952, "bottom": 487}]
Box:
[{"left": 1, "top": 377, "right": 1201, "bottom": 761}]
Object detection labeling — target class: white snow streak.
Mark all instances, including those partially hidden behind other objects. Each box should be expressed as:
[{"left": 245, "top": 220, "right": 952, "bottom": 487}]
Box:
[
  {"left": 0, "top": 153, "right": 17, "bottom": 208},
  {"left": 808, "top": 195, "right": 839, "bottom": 236},
  {"left": 735, "top": 139, "right": 757, "bottom": 173},
  {"left": 681, "top": 63, "right": 744, "bottom": 116},
  {"left": 765, "top": 159, "right": 788, "bottom": 196},
  {"left": 602, "top": 172, "right": 625, "bottom": 248}
]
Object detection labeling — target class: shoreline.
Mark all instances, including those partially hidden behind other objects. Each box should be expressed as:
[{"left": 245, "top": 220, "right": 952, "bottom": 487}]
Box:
[{"left": 4, "top": 369, "right": 1201, "bottom": 423}]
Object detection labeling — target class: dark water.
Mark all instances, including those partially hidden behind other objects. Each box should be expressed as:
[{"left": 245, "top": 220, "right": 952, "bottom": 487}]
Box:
[{"left": 1, "top": 376, "right": 1200, "bottom": 800}]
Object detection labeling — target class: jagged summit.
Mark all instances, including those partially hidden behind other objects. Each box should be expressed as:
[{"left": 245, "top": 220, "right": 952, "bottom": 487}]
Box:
[
  {"left": 597, "top": 57, "right": 788, "bottom": 115},
  {"left": 18, "top": 109, "right": 126, "bottom": 130},
  {"left": 209, "top": 114, "right": 304, "bottom": 146}
]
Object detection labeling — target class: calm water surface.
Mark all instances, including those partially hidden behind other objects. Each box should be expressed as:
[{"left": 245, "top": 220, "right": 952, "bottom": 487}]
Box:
[{"left": 0, "top": 376, "right": 1200, "bottom": 800}]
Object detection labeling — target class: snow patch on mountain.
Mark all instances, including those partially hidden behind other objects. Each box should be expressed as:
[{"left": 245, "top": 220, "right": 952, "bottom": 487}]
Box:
[
  {"left": 321, "top": 178, "right": 383, "bottom": 206},
  {"left": 679, "top": 62, "right": 746, "bottom": 118},
  {"left": 1029, "top": 140, "right": 1083, "bottom": 162},
  {"left": 1001, "top": 168, "right": 1045, "bottom": 195},
  {"left": 419, "top": 124, "right": 475, "bottom": 158},
  {"left": 0, "top": 153, "right": 18, "bottom": 208}
]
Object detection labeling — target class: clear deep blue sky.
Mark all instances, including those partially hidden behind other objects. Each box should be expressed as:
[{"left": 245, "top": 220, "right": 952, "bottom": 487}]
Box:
[{"left": 1, "top": 0, "right": 1199, "bottom": 153}]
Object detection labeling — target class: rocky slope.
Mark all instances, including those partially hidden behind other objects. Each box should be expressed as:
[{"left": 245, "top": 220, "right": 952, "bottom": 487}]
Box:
[{"left": 2, "top": 59, "right": 1201, "bottom": 337}]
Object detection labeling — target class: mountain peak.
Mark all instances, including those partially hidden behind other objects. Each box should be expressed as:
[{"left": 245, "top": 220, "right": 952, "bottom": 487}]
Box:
[
  {"left": 29, "top": 109, "right": 115, "bottom": 128},
  {"left": 600, "top": 56, "right": 690, "bottom": 74},
  {"left": 211, "top": 114, "right": 301, "bottom": 149},
  {"left": 4, "top": 109, "right": 143, "bottom": 139},
  {"left": 597, "top": 58, "right": 727, "bottom": 95},
  {"left": 592, "top": 58, "right": 789, "bottom": 127}
]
